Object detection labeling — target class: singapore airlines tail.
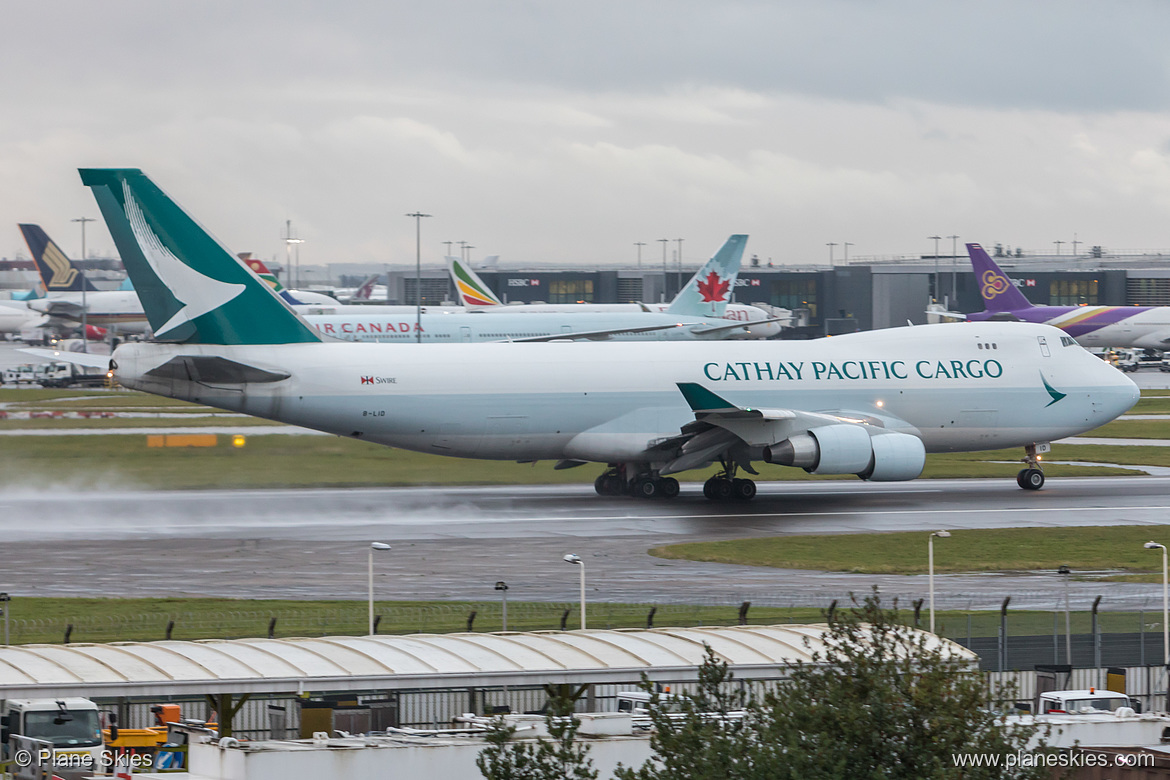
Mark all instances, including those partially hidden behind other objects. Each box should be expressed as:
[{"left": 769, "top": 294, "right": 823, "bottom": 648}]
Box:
[
  {"left": 665, "top": 235, "right": 748, "bottom": 318},
  {"left": 79, "top": 169, "right": 321, "bottom": 345},
  {"left": 19, "top": 223, "right": 102, "bottom": 293},
  {"left": 968, "top": 242, "right": 1035, "bottom": 314}
]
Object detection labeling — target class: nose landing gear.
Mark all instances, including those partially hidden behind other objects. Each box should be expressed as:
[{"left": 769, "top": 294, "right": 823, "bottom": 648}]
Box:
[{"left": 1016, "top": 443, "right": 1046, "bottom": 490}]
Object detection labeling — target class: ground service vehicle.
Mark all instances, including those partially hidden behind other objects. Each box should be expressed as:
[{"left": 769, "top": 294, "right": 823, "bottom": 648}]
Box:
[
  {"left": 33, "top": 361, "right": 107, "bottom": 388},
  {"left": 0, "top": 698, "right": 105, "bottom": 767},
  {"left": 1038, "top": 688, "right": 1134, "bottom": 714}
]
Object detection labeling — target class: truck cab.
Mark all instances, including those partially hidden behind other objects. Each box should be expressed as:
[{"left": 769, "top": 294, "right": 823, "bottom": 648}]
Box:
[
  {"left": 1, "top": 698, "right": 105, "bottom": 765},
  {"left": 1038, "top": 688, "right": 1134, "bottom": 715}
]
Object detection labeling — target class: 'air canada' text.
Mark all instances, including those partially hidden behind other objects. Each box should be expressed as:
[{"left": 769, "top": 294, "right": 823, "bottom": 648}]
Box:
[{"left": 702, "top": 359, "right": 1004, "bottom": 382}]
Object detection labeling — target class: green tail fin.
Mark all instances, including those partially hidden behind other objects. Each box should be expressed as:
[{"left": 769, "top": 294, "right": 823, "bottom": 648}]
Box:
[{"left": 79, "top": 168, "right": 321, "bottom": 345}]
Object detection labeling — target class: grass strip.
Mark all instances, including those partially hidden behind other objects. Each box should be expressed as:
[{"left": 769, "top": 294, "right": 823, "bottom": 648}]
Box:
[{"left": 650, "top": 525, "right": 1170, "bottom": 575}]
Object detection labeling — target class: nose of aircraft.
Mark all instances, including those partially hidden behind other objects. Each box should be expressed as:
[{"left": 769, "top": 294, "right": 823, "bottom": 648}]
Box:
[{"left": 1096, "top": 357, "right": 1140, "bottom": 418}]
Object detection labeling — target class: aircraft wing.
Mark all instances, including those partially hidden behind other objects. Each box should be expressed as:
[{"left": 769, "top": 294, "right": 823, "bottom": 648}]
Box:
[
  {"left": 687, "top": 316, "right": 790, "bottom": 336},
  {"left": 19, "top": 348, "right": 113, "bottom": 369},
  {"left": 33, "top": 299, "right": 86, "bottom": 319},
  {"left": 653, "top": 383, "right": 901, "bottom": 476},
  {"left": 504, "top": 323, "right": 684, "bottom": 342}
]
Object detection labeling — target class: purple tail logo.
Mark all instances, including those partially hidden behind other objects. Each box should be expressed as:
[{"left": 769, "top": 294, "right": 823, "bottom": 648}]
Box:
[{"left": 981, "top": 269, "right": 1013, "bottom": 299}]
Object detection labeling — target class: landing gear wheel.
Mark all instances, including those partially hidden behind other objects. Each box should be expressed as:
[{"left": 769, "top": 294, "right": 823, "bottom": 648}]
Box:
[
  {"left": 594, "top": 475, "right": 608, "bottom": 496},
  {"left": 595, "top": 474, "right": 625, "bottom": 496},
  {"left": 657, "top": 477, "right": 680, "bottom": 499},
  {"left": 732, "top": 478, "right": 757, "bottom": 501},
  {"left": 704, "top": 476, "right": 733, "bottom": 501},
  {"left": 1017, "top": 468, "right": 1045, "bottom": 490},
  {"left": 634, "top": 477, "right": 660, "bottom": 499}
]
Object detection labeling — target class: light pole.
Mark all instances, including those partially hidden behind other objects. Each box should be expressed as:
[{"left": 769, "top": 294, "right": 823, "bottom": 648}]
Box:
[
  {"left": 72, "top": 217, "right": 95, "bottom": 352},
  {"left": 928, "top": 235, "right": 942, "bottom": 303},
  {"left": 1058, "top": 565, "right": 1071, "bottom": 665},
  {"left": 1054, "top": 240, "right": 1065, "bottom": 255},
  {"left": 563, "top": 554, "right": 585, "bottom": 630},
  {"left": 843, "top": 242, "right": 853, "bottom": 265},
  {"left": 675, "top": 238, "right": 684, "bottom": 273},
  {"left": 1146, "top": 542, "right": 1169, "bottom": 668},
  {"left": 657, "top": 239, "right": 669, "bottom": 300},
  {"left": 928, "top": 530, "right": 950, "bottom": 633},
  {"left": 947, "top": 234, "right": 960, "bottom": 302},
  {"left": 495, "top": 581, "right": 509, "bottom": 631},
  {"left": 826, "top": 242, "right": 837, "bottom": 267},
  {"left": 1071, "top": 234, "right": 1080, "bottom": 257},
  {"left": 634, "top": 242, "right": 645, "bottom": 268},
  {"left": 443, "top": 241, "right": 454, "bottom": 258},
  {"left": 406, "top": 212, "right": 432, "bottom": 343},
  {"left": 368, "top": 542, "right": 391, "bottom": 635}
]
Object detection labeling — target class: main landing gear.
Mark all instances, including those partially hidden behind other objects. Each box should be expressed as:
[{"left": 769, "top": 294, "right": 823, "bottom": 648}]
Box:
[
  {"left": 1016, "top": 443, "right": 1045, "bottom": 491},
  {"left": 703, "top": 458, "right": 756, "bottom": 502},
  {"left": 594, "top": 467, "right": 679, "bottom": 499}
]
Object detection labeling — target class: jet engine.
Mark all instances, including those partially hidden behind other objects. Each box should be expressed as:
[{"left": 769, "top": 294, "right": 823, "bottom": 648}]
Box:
[
  {"left": 762, "top": 424, "right": 872, "bottom": 474},
  {"left": 857, "top": 432, "right": 926, "bottom": 481},
  {"left": 763, "top": 426, "right": 925, "bottom": 481}
]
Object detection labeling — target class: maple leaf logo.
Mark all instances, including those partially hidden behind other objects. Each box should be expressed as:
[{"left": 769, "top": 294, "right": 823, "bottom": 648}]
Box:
[{"left": 697, "top": 271, "right": 730, "bottom": 303}]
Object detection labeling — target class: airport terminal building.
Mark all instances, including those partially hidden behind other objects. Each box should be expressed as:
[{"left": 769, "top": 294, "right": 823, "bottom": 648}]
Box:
[{"left": 375, "top": 251, "right": 1170, "bottom": 337}]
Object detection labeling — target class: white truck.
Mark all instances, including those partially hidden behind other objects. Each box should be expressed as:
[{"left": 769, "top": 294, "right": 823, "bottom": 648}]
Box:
[
  {"left": 0, "top": 698, "right": 106, "bottom": 768},
  {"left": 32, "top": 362, "right": 107, "bottom": 388},
  {"left": 1037, "top": 688, "right": 1134, "bottom": 715},
  {"left": 0, "top": 365, "right": 37, "bottom": 385}
]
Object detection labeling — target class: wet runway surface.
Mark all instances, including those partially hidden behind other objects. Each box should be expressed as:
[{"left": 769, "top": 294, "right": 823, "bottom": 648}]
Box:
[{"left": 4, "top": 477, "right": 1170, "bottom": 610}]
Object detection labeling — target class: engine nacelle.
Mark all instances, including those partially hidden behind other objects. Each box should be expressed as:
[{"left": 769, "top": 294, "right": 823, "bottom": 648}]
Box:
[
  {"left": 858, "top": 432, "right": 926, "bottom": 481},
  {"left": 763, "top": 424, "right": 873, "bottom": 474}
]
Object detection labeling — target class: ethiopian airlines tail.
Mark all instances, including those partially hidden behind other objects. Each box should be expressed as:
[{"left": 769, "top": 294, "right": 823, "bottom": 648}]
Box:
[
  {"left": 449, "top": 256, "right": 505, "bottom": 308},
  {"left": 19, "top": 224, "right": 101, "bottom": 293},
  {"left": 665, "top": 235, "right": 748, "bottom": 318},
  {"left": 79, "top": 169, "right": 321, "bottom": 345},
  {"left": 967, "top": 243, "right": 1034, "bottom": 314}
]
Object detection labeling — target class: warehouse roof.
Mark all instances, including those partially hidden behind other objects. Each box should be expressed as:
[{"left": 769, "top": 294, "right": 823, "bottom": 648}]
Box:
[{"left": 0, "top": 624, "right": 975, "bottom": 698}]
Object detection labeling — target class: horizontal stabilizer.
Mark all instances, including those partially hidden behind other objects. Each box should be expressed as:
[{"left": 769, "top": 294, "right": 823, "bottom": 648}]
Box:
[
  {"left": 144, "top": 355, "right": 290, "bottom": 384},
  {"left": 19, "top": 348, "right": 112, "bottom": 369}
]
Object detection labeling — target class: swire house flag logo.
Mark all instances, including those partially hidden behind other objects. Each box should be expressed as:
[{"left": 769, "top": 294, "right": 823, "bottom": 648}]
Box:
[{"left": 697, "top": 272, "right": 730, "bottom": 303}]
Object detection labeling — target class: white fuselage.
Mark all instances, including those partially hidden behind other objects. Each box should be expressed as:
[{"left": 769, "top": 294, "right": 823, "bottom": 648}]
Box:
[
  {"left": 302, "top": 309, "right": 752, "bottom": 342},
  {"left": 111, "top": 322, "right": 1136, "bottom": 469}
]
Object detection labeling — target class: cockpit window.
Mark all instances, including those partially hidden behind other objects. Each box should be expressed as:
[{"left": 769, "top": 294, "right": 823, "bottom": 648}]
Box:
[{"left": 1060, "top": 336, "right": 1078, "bottom": 347}]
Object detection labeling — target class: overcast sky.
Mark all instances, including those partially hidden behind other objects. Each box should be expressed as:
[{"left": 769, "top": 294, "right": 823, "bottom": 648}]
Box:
[{"left": 4, "top": 1, "right": 1170, "bottom": 269}]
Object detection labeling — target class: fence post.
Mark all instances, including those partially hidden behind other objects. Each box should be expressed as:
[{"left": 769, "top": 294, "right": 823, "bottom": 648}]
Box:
[
  {"left": 373, "top": 615, "right": 382, "bottom": 635},
  {"left": 646, "top": 607, "right": 656, "bottom": 629},
  {"left": 268, "top": 618, "right": 277, "bottom": 639},
  {"left": 166, "top": 620, "right": 175, "bottom": 641},
  {"left": 912, "top": 599, "right": 924, "bottom": 628},
  {"left": 1091, "top": 596, "right": 1102, "bottom": 672},
  {"left": 999, "top": 597, "right": 1011, "bottom": 672},
  {"left": 738, "top": 602, "right": 751, "bottom": 626},
  {"left": 64, "top": 624, "right": 73, "bottom": 644},
  {"left": 560, "top": 609, "right": 570, "bottom": 631},
  {"left": 467, "top": 610, "right": 477, "bottom": 632}
]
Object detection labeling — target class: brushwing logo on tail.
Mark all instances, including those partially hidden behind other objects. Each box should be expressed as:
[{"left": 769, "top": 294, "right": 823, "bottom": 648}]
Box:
[
  {"left": 122, "top": 182, "right": 245, "bottom": 338},
  {"left": 42, "top": 242, "right": 79, "bottom": 288},
  {"left": 981, "top": 270, "right": 1012, "bottom": 300},
  {"left": 697, "top": 272, "right": 730, "bottom": 303}
]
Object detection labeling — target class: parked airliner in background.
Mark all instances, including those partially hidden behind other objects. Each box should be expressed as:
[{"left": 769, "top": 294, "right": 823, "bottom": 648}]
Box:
[
  {"left": 20, "top": 223, "right": 149, "bottom": 334},
  {"left": 449, "top": 251, "right": 785, "bottom": 339},
  {"left": 950, "top": 243, "right": 1170, "bottom": 349},
  {"left": 84, "top": 168, "right": 1137, "bottom": 499}
]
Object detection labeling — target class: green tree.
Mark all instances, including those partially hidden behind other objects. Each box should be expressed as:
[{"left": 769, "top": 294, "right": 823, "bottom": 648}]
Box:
[
  {"left": 619, "top": 589, "right": 1050, "bottom": 780},
  {"left": 477, "top": 687, "right": 598, "bottom": 780}
]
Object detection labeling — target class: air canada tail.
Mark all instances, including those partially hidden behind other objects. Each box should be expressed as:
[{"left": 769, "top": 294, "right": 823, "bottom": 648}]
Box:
[
  {"left": 967, "top": 242, "right": 1034, "bottom": 313},
  {"left": 665, "top": 235, "right": 748, "bottom": 317},
  {"left": 19, "top": 224, "right": 101, "bottom": 293},
  {"left": 448, "top": 256, "right": 504, "bottom": 307},
  {"left": 79, "top": 169, "right": 321, "bottom": 345}
]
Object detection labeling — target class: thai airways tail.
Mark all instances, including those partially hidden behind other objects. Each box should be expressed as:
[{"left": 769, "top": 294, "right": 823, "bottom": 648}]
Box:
[
  {"left": 665, "top": 235, "right": 748, "bottom": 317},
  {"left": 18, "top": 223, "right": 102, "bottom": 293},
  {"left": 448, "top": 256, "right": 504, "bottom": 308},
  {"left": 967, "top": 243, "right": 1034, "bottom": 313},
  {"left": 79, "top": 168, "right": 321, "bottom": 345}
]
